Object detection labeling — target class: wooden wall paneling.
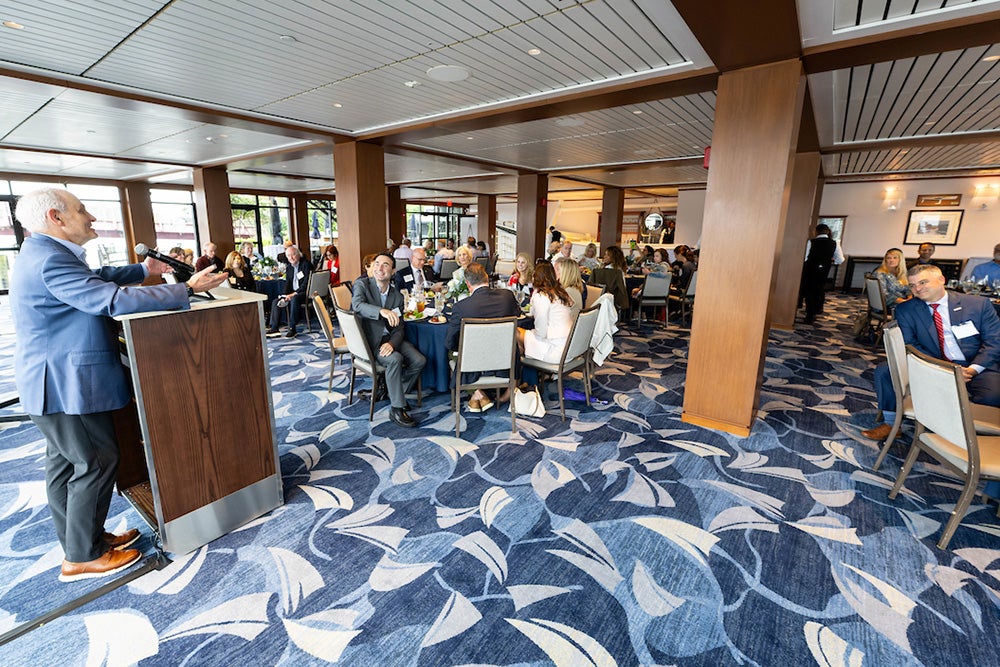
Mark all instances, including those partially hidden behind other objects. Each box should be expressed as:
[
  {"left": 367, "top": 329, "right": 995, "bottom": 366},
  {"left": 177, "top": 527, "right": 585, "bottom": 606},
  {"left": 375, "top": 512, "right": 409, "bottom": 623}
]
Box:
[
  {"left": 770, "top": 151, "right": 822, "bottom": 330},
  {"left": 193, "top": 166, "right": 235, "bottom": 257},
  {"left": 477, "top": 194, "right": 497, "bottom": 252},
  {"left": 387, "top": 185, "right": 405, "bottom": 244},
  {"left": 122, "top": 182, "right": 161, "bottom": 285},
  {"left": 516, "top": 173, "right": 548, "bottom": 260},
  {"left": 333, "top": 141, "right": 388, "bottom": 280},
  {"left": 682, "top": 59, "right": 806, "bottom": 436},
  {"left": 599, "top": 187, "right": 625, "bottom": 247},
  {"left": 291, "top": 194, "right": 310, "bottom": 254}
]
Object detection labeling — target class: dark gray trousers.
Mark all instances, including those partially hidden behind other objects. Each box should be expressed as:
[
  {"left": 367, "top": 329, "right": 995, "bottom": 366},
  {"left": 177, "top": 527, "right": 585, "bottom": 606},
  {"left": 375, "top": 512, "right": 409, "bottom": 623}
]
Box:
[
  {"left": 30, "top": 411, "right": 119, "bottom": 562},
  {"left": 378, "top": 340, "right": 426, "bottom": 408}
]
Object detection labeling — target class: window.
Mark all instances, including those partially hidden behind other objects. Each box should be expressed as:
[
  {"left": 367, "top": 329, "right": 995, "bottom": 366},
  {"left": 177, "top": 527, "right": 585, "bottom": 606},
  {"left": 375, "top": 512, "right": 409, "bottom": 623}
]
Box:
[
  {"left": 150, "top": 189, "right": 197, "bottom": 254},
  {"left": 405, "top": 203, "right": 466, "bottom": 246},
  {"left": 231, "top": 194, "right": 291, "bottom": 260},
  {"left": 307, "top": 198, "right": 336, "bottom": 258}
]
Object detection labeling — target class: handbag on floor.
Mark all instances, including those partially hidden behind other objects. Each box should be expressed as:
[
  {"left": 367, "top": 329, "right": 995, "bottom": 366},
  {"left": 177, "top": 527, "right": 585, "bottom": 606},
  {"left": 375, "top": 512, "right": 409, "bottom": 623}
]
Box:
[{"left": 510, "top": 386, "right": 545, "bottom": 418}]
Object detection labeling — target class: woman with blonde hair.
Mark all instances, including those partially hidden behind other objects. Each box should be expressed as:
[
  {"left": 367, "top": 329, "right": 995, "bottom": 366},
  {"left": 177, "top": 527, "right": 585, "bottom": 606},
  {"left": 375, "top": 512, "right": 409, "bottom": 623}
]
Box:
[
  {"left": 873, "top": 247, "right": 911, "bottom": 313},
  {"left": 554, "top": 256, "right": 584, "bottom": 316},
  {"left": 224, "top": 251, "right": 255, "bottom": 291},
  {"left": 507, "top": 252, "right": 534, "bottom": 290}
]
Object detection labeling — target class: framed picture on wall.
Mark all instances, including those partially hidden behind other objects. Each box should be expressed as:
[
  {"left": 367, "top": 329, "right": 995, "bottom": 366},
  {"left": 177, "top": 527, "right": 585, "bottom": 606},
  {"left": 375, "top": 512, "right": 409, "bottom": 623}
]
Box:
[{"left": 903, "top": 209, "right": 963, "bottom": 246}]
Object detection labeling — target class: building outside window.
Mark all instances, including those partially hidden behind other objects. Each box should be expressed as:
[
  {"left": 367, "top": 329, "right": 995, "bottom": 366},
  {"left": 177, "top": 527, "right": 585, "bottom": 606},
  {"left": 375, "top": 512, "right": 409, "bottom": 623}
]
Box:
[{"left": 307, "top": 198, "right": 336, "bottom": 259}]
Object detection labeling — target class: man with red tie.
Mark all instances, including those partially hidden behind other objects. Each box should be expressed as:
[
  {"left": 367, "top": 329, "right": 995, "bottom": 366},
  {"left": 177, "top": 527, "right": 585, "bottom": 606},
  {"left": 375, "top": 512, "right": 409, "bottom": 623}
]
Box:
[{"left": 863, "top": 263, "right": 1000, "bottom": 440}]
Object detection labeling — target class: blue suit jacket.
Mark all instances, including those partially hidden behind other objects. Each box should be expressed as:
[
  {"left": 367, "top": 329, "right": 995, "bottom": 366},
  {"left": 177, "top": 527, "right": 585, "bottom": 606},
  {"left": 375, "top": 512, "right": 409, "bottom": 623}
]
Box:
[
  {"left": 893, "top": 290, "right": 1000, "bottom": 370},
  {"left": 11, "top": 234, "right": 190, "bottom": 415}
]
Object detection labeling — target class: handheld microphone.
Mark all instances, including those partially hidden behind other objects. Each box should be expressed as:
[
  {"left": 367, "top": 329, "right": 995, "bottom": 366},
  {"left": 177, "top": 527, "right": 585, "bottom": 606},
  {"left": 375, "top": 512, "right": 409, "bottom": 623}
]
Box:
[{"left": 135, "top": 243, "right": 194, "bottom": 283}]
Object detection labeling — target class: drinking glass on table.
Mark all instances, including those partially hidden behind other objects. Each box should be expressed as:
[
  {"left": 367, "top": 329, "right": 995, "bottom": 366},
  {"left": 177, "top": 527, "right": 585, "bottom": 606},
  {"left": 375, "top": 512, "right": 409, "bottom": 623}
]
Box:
[{"left": 416, "top": 292, "right": 426, "bottom": 313}]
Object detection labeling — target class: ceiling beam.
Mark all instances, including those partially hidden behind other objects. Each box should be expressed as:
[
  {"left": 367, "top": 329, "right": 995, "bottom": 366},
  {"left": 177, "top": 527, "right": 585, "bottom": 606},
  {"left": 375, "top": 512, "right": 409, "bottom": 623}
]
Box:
[
  {"left": 823, "top": 128, "right": 1000, "bottom": 154},
  {"left": 803, "top": 10, "right": 1000, "bottom": 73}
]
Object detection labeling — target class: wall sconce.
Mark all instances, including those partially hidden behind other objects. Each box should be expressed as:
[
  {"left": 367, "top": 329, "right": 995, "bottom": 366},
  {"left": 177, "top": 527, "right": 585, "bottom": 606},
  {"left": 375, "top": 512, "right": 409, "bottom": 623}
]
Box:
[
  {"left": 972, "top": 183, "right": 1000, "bottom": 210},
  {"left": 882, "top": 185, "right": 904, "bottom": 211}
]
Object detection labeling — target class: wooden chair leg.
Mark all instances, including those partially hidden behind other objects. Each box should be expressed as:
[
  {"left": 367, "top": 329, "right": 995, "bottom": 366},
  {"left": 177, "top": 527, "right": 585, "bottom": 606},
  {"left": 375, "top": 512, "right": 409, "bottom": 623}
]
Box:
[{"left": 873, "top": 413, "right": 906, "bottom": 471}]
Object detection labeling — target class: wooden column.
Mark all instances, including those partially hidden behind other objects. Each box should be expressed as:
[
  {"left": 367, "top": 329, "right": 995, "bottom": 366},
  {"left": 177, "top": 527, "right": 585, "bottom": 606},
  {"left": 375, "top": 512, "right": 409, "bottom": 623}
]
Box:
[
  {"left": 291, "top": 194, "right": 310, "bottom": 255},
  {"left": 121, "top": 183, "right": 160, "bottom": 285},
  {"left": 333, "top": 141, "right": 387, "bottom": 281},
  {"left": 516, "top": 173, "right": 548, "bottom": 260},
  {"left": 193, "top": 167, "right": 235, "bottom": 257},
  {"left": 682, "top": 59, "right": 805, "bottom": 436},
  {"left": 387, "top": 186, "right": 405, "bottom": 243},
  {"left": 599, "top": 187, "right": 625, "bottom": 248},
  {"left": 770, "top": 152, "right": 821, "bottom": 330},
  {"left": 477, "top": 194, "right": 497, "bottom": 252}
]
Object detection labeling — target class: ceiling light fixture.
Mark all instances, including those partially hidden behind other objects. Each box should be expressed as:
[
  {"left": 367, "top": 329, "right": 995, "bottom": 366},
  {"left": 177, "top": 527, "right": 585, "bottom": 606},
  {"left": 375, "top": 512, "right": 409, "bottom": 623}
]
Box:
[
  {"left": 3, "top": 20, "right": 24, "bottom": 29},
  {"left": 527, "top": 48, "right": 541, "bottom": 56},
  {"left": 332, "top": 103, "right": 342, "bottom": 108},
  {"left": 403, "top": 80, "right": 420, "bottom": 88},
  {"left": 983, "top": 55, "right": 1000, "bottom": 62},
  {"left": 278, "top": 35, "right": 297, "bottom": 43},
  {"left": 633, "top": 110, "right": 643, "bottom": 115},
  {"left": 426, "top": 65, "right": 470, "bottom": 82}
]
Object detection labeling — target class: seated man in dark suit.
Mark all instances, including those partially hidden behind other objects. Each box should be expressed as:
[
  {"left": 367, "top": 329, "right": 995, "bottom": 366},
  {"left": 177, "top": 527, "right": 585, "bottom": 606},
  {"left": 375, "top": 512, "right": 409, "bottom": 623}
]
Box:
[
  {"left": 863, "top": 263, "right": 1000, "bottom": 442},
  {"left": 266, "top": 244, "right": 313, "bottom": 338},
  {"left": 393, "top": 247, "right": 437, "bottom": 293},
  {"left": 446, "top": 262, "right": 521, "bottom": 412},
  {"left": 352, "top": 253, "right": 426, "bottom": 428},
  {"left": 194, "top": 242, "right": 226, "bottom": 273}
]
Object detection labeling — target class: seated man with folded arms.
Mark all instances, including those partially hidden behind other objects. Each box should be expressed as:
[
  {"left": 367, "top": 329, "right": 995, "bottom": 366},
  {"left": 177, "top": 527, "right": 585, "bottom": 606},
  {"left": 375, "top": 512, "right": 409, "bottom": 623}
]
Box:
[
  {"left": 352, "top": 253, "right": 426, "bottom": 428},
  {"left": 969, "top": 243, "right": 1000, "bottom": 284},
  {"left": 445, "top": 262, "right": 521, "bottom": 412},
  {"left": 863, "top": 263, "right": 1000, "bottom": 443}
]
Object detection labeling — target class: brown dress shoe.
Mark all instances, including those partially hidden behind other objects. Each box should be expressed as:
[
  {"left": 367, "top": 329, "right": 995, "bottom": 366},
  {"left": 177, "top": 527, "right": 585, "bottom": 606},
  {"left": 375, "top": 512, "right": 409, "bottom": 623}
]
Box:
[
  {"left": 59, "top": 548, "right": 142, "bottom": 583},
  {"left": 104, "top": 528, "right": 140, "bottom": 550},
  {"left": 861, "top": 423, "right": 892, "bottom": 440}
]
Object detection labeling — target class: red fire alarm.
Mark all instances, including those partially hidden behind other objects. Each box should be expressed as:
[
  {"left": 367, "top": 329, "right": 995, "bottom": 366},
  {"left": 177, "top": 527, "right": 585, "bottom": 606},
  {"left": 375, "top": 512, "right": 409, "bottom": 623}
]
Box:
[
  {"left": 446, "top": 199, "right": 452, "bottom": 207},
  {"left": 703, "top": 146, "right": 711, "bottom": 169}
]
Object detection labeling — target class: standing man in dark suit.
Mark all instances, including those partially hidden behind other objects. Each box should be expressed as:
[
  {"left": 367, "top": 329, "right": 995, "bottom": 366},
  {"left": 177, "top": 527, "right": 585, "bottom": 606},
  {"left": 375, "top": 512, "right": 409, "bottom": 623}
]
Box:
[
  {"left": 446, "top": 263, "right": 521, "bottom": 412},
  {"left": 800, "top": 223, "right": 844, "bottom": 324},
  {"left": 393, "top": 247, "right": 437, "bottom": 293},
  {"left": 10, "top": 188, "right": 227, "bottom": 582},
  {"left": 266, "top": 244, "right": 312, "bottom": 338},
  {"left": 352, "top": 253, "right": 426, "bottom": 427},
  {"left": 863, "top": 263, "right": 1000, "bottom": 440}
]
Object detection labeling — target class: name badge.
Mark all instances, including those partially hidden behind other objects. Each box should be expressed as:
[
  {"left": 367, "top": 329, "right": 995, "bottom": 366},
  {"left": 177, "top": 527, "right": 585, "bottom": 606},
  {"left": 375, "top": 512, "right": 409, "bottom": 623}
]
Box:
[
  {"left": 953, "top": 320, "right": 979, "bottom": 339},
  {"left": 404, "top": 274, "right": 413, "bottom": 283},
  {"left": 296, "top": 271, "right": 304, "bottom": 280}
]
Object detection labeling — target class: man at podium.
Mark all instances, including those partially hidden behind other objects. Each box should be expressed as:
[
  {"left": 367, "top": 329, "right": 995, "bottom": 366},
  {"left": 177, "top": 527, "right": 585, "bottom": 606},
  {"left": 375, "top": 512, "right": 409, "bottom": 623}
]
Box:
[{"left": 9, "top": 188, "right": 228, "bottom": 582}]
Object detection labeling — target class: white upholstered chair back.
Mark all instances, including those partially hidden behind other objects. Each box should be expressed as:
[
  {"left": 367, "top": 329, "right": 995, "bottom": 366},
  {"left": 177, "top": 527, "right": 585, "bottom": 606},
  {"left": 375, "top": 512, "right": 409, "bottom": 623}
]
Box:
[
  {"left": 457, "top": 318, "right": 517, "bottom": 374},
  {"left": 335, "top": 306, "right": 375, "bottom": 367},
  {"left": 883, "top": 323, "right": 908, "bottom": 397},
  {"left": 906, "top": 348, "right": 972, "bottom": 455},
  {"left": 564, "top": 306, "right": 601, "bottom": 364}
]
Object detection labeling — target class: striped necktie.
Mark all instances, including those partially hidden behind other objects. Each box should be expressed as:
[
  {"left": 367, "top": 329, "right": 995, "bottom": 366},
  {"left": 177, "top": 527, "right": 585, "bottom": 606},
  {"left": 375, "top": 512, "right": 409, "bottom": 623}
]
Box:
[{"left": 930, "top": 303, "right": 949, "bottom": 360}]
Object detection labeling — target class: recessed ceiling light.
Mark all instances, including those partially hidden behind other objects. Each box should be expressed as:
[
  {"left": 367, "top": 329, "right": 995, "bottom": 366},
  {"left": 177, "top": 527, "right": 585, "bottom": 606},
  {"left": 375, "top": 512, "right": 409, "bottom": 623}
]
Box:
[
  {"left": 205, "top": 136, "right": 214, "bottom": 141},
  {"left": 3, "top": 21, "right": 24, "bottom": 30},
  {"left": 527, "top": 48, "right": 542, "bottom": 56},
  {"left": 466, "top": 136, "right": 475, "bottom": 140},
  {"left": 633, "top": 110, "right": 643, "bottom": 115},
  {"left": 279, "top": 35, "right": 297, "bottom": 43},
  {"left": 218, "top": 133, "right": 228, "bottom": 138},
  {"left": 332, "top": 102, "right": 342, "bottom": 108},
  {"left": 983, "top": 55, "right": 1000, "bottom": 62},
  {"left": 427, "top": 65, "right": 470, "bottom": 82},
  {"left": 403, "top": 80, "right": 420, "bottom": 88}
]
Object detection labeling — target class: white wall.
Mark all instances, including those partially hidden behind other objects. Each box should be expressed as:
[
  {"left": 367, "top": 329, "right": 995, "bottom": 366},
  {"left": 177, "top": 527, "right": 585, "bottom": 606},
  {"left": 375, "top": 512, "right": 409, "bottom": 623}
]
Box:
[
  {"left": 820, "top": 177, "right": 1000, "bottom": 260},
  {"left": 676, "top": 188, "right": 707, "bottom": 247}
]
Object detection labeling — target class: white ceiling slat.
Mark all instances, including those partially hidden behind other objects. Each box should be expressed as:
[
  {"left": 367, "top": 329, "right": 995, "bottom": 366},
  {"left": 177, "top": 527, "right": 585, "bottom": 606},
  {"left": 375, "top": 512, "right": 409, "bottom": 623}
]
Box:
[
  {"left": 544, "top": 8, "right": 632, "bottom": 76},
  {"left": 566, "top": 4, "right": 648, "bottom": 74},
  {"left": 607, "top": 0, "right": 684, "bottom": 66}
]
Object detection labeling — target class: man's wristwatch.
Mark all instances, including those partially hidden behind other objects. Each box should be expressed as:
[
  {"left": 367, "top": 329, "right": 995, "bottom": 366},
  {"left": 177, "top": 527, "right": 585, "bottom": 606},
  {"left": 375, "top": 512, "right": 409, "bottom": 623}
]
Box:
[{"left": 186, "top": 285, "right": 195, "bottom": 297}]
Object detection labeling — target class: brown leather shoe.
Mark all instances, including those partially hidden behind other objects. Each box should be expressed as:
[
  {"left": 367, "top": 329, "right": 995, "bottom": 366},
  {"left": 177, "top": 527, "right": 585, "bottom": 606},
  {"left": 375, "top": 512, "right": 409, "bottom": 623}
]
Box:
[
  {"left": 59, "top": 548, "right": 142, "bottom": 583},
  {"left": 103, "top": 528, "right": 140, "bottom": 550},
  {"left": 861, "top": 423, "right": 892, "bottom": 440}
]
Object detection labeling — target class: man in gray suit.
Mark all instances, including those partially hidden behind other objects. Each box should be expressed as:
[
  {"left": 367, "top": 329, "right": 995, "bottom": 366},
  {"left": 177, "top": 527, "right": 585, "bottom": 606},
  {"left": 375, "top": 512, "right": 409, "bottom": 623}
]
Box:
[
  {"left": 11, "top": 188, "right": 228, "bottom": 581},
  {"left": 351, "top": 252, "right": 426, "bottom": 428}
]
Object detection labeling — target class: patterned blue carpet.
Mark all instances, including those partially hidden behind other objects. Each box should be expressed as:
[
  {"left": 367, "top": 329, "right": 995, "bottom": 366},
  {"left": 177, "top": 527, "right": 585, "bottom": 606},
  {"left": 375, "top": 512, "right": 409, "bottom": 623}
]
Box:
[{"left": 1, "top": 294, "right": 999, "bottom": 666}]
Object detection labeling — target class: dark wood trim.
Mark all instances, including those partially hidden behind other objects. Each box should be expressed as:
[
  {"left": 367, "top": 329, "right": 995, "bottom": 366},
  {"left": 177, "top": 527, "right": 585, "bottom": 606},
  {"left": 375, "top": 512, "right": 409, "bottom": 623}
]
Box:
[{"left": 803, "top": 11, "right": 1000, "bottom": 73}]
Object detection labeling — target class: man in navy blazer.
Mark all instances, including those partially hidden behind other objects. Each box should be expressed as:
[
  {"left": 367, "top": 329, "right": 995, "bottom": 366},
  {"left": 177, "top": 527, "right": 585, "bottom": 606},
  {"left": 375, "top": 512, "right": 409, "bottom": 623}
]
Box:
[
  {"left": 393, "top": 247, "right": 436, "bottom": 292},
  {"left": 266, "top": 244, "right": 312, "bottom": 338},
  {"left": 10, "top": 188, "right": 228, "bottom": 582},
  {"left": 445, "top": 263, "right": 521, "bottom": 412},
  {"left": 863, "top": 263, "right": 1000, "bottom": 440}
]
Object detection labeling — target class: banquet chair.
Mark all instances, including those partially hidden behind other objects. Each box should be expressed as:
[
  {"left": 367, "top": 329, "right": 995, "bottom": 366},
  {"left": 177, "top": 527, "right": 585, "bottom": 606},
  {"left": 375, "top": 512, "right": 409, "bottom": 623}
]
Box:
[
  {"left": 633, "top": 274, "right": 670, "bottom": 327},
  {"left": 395, "top": 258, "right": 410, "bottom": 272},
  {"left": 330, "top": 284, "right": 353, "bottom": 311},
  {"left": 451, "top": 316, "right": 519, "bottom": 436},
  {"left": 873, "top": 322, "right": 1000, "bottom": 470},
  {"left": 889, "top": 346, "right": 1000, "bottom": 549},
  {"left": 494, "top": 259, "right": 516, "bottom": 282},
  {"left": 295, "top": 269, "right": 329, "bottom": 333},
  {"left": 863, "top": 273, "right": 890, "bottom": 342},
  {"left": 584, "top": 283, "right": 605, "bottom": 310},
  {"left": 335, "top": 306, "right": 421, "bottom": 421},
  {"left": 589, "top": 268, "right": 629, "bottom": 324},
  {"left": 313, "top": 296, "right": 349, "bottom": 392},
  {"left": 668, "top": 270, "right": 698, "bottom": 323},
  {"left": 439, "top": 259, "right": 459, "bottom": 281},
  {"left": 521, "top": 305, "right": 601, "bottom": 420}
]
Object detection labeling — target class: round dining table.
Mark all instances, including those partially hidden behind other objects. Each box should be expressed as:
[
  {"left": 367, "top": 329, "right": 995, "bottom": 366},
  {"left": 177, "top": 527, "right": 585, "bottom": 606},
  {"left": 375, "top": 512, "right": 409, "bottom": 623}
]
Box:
[
  {"left": 404, "top": 317, "right": 451, "bottom": 393},
  {"left": 255, "top": 278, "right": 285, "bottom": 317}
]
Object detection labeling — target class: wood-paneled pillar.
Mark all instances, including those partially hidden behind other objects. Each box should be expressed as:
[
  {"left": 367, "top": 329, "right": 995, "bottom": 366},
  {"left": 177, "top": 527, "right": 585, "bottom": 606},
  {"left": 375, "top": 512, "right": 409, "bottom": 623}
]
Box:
[
  {"left": 770, "top": 152, "right": 822, "bottom": 330},
  {"left": 681, "top": 59, "right": 806, "bottom": 436},
  {"left": 193, "top": 167, "right": 235, "bottom": 257},
  {"left": 387, "top": 186, "right": 405, "bottom": 244},
  {"left": 599, "top": 187, "right": 625, "bottom": 248},
  {"left": 291, "top": 194, "right": 310, "bottom": 255},
  {"left": 121, "top": 183, "right": 160, "bottom": 285},
  {"left": 333, "top": 140, "right": 387, "bottom": 281},
  {"left": 516, "top": 173, "right": 548, "bottom": 260},
  {"left": 477, "top": 194, "right": 497, "bottom": 253}
]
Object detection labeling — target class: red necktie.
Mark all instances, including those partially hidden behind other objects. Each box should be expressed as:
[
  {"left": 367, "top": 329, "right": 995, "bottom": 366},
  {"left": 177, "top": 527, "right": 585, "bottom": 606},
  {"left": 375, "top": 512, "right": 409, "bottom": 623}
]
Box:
[{"left": 931, "top": 303, "right": 949, "bottom": 360}]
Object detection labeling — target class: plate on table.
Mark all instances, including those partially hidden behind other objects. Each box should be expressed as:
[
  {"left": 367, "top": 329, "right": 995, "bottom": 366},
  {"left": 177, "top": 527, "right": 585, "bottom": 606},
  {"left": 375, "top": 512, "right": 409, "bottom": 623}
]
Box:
[
  {"left": 403, "top": 312, "right": 427, "bottom": 322},
  {"left": 428, "top": 315, "right": 447, "bottom": 324}
]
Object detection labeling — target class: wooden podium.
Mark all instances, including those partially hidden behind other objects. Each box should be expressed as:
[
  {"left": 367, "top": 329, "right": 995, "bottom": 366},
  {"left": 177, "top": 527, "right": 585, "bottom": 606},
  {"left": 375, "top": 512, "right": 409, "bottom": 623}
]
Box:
[{"left": 114, "top": 287, "right": 282, "bottom": 554}]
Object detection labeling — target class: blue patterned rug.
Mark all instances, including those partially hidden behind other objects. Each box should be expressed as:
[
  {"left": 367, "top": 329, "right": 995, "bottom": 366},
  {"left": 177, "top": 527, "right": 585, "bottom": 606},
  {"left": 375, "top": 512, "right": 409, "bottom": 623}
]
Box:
[{"left": 1, "top": 294, "right": 998, "bottom": 666}]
